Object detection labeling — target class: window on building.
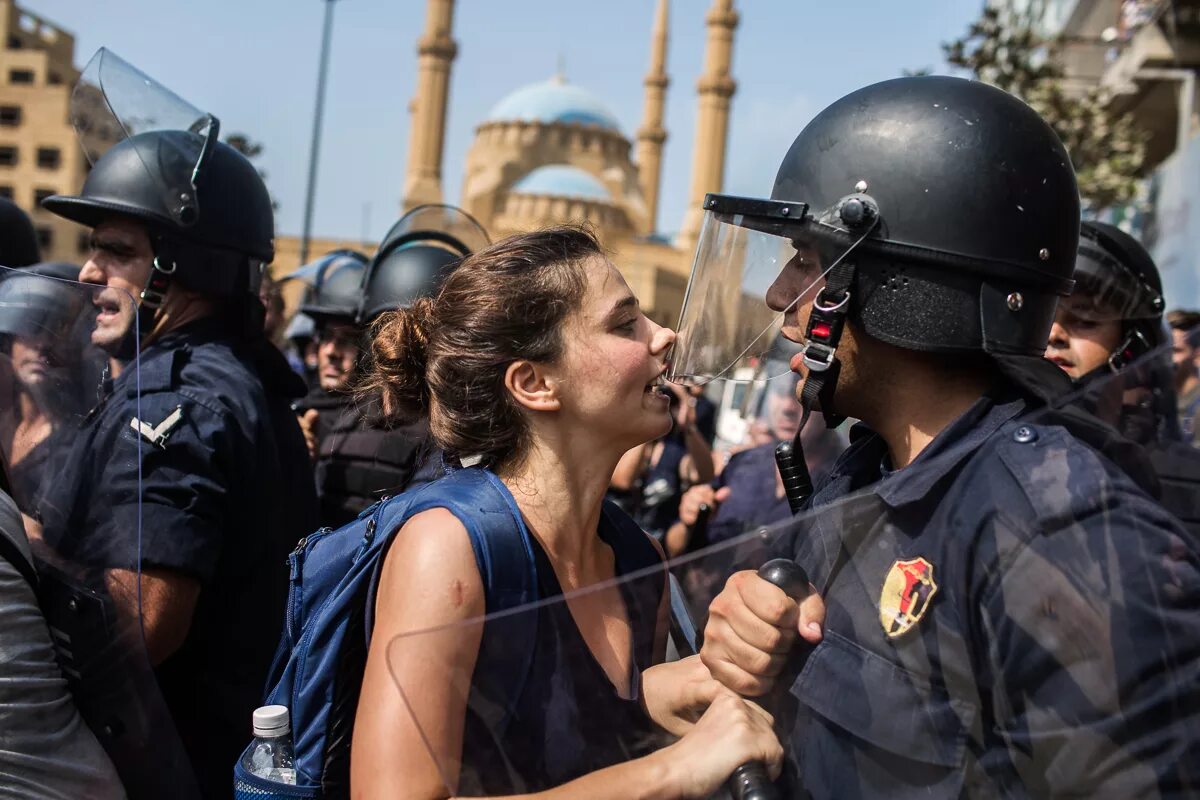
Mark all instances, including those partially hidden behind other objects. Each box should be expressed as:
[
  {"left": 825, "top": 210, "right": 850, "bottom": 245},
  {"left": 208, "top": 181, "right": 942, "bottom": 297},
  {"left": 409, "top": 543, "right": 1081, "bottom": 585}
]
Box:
[
  {"left": 36, "top": 147, "right": 59, "bottom": 169},
  {"left": 0, "top": 185, "right": 12, "bottom": 200},
  {"left": 7, "top": 37, "right": 20, "bottom": 49},
  {"left": 77, "top": 230, "right": 91, "bottom": 255},
  {"left": 0, "top": 106, "right": 20, "bottom": 126},
  {"left": 47, "top": 72, "right": 61, "bottom": 85},
  {"left": 0, "top": 146, "right": 17, "bottom": 167},
  {"left": 33, "top": 187, "right": 55, "bottom": 205},
  {"left": 35, "top": 226, "right": 52, "bottom": 250},
  {"left": 8, "top": 69, "right": 34, "bottom": 85}
]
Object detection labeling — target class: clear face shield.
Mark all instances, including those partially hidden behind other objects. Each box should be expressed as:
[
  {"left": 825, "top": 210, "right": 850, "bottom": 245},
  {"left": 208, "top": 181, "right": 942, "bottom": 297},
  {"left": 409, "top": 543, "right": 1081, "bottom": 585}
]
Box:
[
  {"left": 668, "top": 194, "right": 880, "bottom": 392},
  {"left": 379, "top": 204, "right": 491, "bottom": 259},
  {"left": 70, "top": 47, "right": 220, "bottom": 228}
]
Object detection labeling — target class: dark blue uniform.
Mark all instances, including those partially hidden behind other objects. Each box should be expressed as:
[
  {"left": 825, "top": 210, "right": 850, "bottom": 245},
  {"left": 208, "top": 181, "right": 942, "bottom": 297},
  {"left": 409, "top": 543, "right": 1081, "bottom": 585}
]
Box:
[
  {"left": 39, "top": 316, "right": 317, "bottom": 797},
  {"left": 782, "top": 388, "right": 1200, "bottom": 798}
]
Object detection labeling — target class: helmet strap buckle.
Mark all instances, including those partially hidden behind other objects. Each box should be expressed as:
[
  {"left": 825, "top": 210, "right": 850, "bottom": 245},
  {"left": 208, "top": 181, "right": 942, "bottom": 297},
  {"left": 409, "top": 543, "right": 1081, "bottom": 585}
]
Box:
[
  {"left": 797, "top": 259, "right": 856, "bottom": 429},
  {"left": 1107, "top": 328, "right": 1151, "bottom": 373}
]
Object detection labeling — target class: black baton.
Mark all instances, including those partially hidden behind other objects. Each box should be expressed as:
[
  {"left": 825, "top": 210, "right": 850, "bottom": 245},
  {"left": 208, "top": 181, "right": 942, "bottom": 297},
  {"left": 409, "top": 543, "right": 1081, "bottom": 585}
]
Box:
[{"left": 727, "top": 558, "right": 811, "bottom": 800}]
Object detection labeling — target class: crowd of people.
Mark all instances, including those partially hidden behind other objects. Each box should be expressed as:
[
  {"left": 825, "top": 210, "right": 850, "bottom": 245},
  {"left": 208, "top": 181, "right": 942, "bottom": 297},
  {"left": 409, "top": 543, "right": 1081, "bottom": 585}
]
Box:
[{"left": 0, "top": 50, "right": 1196, "bottom": 800}]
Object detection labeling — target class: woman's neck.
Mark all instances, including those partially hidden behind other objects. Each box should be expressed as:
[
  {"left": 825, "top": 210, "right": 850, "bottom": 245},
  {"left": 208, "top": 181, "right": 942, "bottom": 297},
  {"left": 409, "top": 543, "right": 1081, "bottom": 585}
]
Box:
[{"left": 499, "top": 434, "right": 624, "bottom": 577}]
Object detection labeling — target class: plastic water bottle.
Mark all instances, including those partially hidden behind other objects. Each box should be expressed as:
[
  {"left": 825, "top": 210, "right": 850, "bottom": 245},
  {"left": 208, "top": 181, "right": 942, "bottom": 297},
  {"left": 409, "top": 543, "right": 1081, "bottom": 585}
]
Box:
[{"left": 241, "top": 705, "right": 297, "bottom": 785}]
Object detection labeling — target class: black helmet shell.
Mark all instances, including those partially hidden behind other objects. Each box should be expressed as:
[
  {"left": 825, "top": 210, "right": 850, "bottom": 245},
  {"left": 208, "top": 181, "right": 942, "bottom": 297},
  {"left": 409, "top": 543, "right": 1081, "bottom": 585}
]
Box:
[
  {"left": 43, "top": 130, "right": 274, "bottom": 263},
  {"left": 0, "top": 266, "right": 86, "bottom": 339},
  {"left": 0, "top": 198, "right": 40, "bottom": 268},
  {"left": 300, "top": 250, "right": 368, "bottom": 323},
  {"left": 359, "top": 243, "right": 461, "bottom": 323}
]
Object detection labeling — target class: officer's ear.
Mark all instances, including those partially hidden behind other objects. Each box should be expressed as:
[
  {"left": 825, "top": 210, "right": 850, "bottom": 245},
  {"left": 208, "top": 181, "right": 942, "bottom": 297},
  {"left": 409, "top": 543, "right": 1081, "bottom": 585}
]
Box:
[{"left": 504, "top": 359, "right": 561, "bottom": 413}]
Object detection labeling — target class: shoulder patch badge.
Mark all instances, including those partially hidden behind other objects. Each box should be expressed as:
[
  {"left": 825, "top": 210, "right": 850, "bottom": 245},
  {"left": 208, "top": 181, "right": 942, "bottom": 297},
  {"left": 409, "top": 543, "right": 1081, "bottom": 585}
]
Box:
[
  {"left": 880, "top": 557, "right": 938, "bottom": 638},
  {"left": 130, "top": 405, "right": 184, "bottom": 449}
]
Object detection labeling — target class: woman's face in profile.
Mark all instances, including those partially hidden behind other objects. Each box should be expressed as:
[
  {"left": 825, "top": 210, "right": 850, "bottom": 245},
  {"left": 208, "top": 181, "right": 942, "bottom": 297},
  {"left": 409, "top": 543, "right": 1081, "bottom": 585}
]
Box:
[{"left": 555, "top": 256, "right": 677, "bottom": 448}]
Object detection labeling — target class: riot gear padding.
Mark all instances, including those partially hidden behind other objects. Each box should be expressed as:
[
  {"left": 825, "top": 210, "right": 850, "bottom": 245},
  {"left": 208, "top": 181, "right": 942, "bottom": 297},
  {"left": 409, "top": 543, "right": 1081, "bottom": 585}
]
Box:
[{"left": 298, "top": 250, "right": 369, "bottom": 323}]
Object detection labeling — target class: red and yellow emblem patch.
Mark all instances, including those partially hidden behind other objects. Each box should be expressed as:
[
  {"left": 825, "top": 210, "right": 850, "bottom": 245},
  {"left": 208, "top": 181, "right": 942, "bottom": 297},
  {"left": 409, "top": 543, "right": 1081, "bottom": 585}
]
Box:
[{"left": 879, "top": 557, "right": 938, "bottom": 638}]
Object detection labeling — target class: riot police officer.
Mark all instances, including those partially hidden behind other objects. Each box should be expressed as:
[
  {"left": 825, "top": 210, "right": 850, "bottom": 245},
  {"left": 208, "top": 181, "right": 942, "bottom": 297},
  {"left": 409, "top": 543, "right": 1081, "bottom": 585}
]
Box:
[
  {"left": 674, "top": 76, "right": 1199, "bottom": 796},
  {"left": 1045, "top": 221, "right": 1200, "bottom": 540},
  {"left": 296, "top": 205, "right": 487, "bottom": 529},
  {"left": 37, "top": 50, "right": 317, "bottom": 797}
]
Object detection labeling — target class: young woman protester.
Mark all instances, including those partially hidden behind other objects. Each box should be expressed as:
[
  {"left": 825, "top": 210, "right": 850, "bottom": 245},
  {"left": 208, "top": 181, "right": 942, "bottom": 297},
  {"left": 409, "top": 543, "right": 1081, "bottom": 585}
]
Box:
[{"left": 351, "top": 226, "right": 781, "bottom": 799}]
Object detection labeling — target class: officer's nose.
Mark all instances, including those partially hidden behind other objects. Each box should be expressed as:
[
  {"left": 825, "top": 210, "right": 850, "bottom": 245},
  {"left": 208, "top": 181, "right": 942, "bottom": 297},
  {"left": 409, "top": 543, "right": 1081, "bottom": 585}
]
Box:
[
  {"left": 78, "top": 257, "right": 104, "bottom": 286},
  {"left": 1047, "top": 317, "right": 1069, "bottom": 349}
]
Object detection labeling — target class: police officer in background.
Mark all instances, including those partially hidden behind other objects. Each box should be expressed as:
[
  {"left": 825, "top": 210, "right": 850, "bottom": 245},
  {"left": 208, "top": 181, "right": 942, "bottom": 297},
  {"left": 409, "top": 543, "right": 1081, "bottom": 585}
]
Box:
[
  {"left": 1045, "top": 221, "right": 1200, "bottom": 540},
  {"left": 37, "top": 50, "right": 316, "bottom": 796},
  {"left": 670, "top": 76, "right": 1199, "bottom": 796},
  {"left": 293, "top": 249, "right": 369, "bottom": 463},
  {"left": 297, "top": 205, "right": 487, "bottom": 529}
]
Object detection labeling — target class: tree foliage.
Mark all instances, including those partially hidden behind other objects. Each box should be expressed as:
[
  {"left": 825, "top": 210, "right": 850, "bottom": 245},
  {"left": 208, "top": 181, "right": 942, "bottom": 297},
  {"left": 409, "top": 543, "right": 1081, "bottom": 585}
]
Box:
[
  {"left": 943, "top": 2, "right": 1147, "bottom": 210},
  {"left": 224, "top": 133, "right": 279, "bottom": 212}
]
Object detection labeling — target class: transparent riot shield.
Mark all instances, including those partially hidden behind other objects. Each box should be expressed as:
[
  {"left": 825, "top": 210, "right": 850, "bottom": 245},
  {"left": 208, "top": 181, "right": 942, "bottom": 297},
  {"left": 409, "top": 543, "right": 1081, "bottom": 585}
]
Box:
[
  {"left": 375, "top": 339, "right": 1199, "bottom": 798},
  {"left": 0, "top": 265, "right": 200, "bottom": 799}
]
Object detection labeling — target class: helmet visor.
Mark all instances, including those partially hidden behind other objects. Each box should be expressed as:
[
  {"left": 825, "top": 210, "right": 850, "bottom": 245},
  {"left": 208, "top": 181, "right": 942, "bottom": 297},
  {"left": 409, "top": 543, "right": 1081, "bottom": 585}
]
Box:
[
  {"left": 380, "top": 204, "right": 490, "bottom": 258},
  {"left": 1069, "top": 241, "right": 1164, "bottom": 322},
  {"left": 68, "top": 48, "right": 219, "bottom": 227},
  {"left": 668, "top": 193, "right": 879, "bottom": 387}
]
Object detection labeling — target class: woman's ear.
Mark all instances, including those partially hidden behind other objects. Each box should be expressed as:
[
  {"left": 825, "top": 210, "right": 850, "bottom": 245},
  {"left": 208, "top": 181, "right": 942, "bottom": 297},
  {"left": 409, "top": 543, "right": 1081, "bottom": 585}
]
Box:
[{"left": 504, "top": 360, "right": 561, "bottom": 413}]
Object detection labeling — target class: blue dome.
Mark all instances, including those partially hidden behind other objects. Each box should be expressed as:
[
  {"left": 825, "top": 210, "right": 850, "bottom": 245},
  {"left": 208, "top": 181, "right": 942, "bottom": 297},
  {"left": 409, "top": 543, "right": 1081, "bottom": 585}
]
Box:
[
  {"left": 486, "top": 77, "right": 620, "bottom": 131},
  {"left": 512, "top": 165, "right": 611, "bottom": 202}
]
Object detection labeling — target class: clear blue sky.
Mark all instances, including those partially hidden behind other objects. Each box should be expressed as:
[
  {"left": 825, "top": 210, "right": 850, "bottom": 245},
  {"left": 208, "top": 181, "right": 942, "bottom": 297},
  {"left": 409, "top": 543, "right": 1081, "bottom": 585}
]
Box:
[{"left": 32, "top": 0, "right": 984, "bottom": 243}]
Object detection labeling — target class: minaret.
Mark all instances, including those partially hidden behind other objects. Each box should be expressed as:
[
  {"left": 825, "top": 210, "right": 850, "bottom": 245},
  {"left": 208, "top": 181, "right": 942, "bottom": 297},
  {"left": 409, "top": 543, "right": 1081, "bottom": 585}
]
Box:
[
  {"left": 402, "top": 0, "right": 457, "bottom": 211},
  {"left": 678, "top": 0, "right": 738, "bottom": 248},
  {"left": 635, "top": 0, "right": 670, "bottom": 235}
]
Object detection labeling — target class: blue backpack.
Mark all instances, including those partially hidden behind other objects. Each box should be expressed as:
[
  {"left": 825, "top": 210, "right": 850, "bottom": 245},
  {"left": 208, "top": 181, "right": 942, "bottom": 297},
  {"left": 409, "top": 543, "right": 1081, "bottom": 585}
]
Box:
[{"left": 233, "top": 467, "right": 542, "bottom": 800}]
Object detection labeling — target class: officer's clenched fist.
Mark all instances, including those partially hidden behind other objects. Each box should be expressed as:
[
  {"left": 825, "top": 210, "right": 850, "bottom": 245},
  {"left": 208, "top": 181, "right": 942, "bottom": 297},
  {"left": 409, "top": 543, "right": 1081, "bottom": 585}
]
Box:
[{"left": 700, "top": 569, "right": 825, "bottom": 697}]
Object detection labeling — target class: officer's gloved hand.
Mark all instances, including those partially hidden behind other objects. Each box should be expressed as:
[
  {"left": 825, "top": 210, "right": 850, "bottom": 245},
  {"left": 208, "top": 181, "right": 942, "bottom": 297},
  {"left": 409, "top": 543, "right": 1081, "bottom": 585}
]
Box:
[{"left": 700, "top": 570, "right": 824, "bottom": 697}]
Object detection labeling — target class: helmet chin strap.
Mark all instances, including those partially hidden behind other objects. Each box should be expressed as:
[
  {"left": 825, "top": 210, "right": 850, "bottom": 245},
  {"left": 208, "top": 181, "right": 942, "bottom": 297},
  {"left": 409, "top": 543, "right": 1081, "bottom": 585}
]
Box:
[
  {"left": 797, "top": 256, "right": 856, "bottom": 433},
  {"left": 111, "top": 239, "right": 178, "bottom": 362}
]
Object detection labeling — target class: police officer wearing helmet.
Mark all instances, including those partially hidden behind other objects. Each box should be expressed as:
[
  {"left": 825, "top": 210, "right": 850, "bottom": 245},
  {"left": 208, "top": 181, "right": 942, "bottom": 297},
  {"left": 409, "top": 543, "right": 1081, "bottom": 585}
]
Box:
[
  {"left": 298, "top": 205, "right": 487, "bottom": 529},
  {"left": 676, "top": 76, "right": 1199, "bottom": 796},
  {"left": 36, "top": 50, "right": 317, "bottom": 796},
  {"left": 0, "top": 263, "right": 92, "bottom": 509},
  {"left": 293, "top": 249, "right": 369, "bottom": 453},
  {"left": 1045, "top": 221, "right": 1200, "bottom": 540}
]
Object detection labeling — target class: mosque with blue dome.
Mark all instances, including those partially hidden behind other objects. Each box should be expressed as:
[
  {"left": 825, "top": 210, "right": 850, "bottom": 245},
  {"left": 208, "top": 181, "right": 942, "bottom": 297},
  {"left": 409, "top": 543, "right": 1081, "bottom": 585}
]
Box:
[{"left": 400, "top": 0, "right": 740, "bottom": 325}]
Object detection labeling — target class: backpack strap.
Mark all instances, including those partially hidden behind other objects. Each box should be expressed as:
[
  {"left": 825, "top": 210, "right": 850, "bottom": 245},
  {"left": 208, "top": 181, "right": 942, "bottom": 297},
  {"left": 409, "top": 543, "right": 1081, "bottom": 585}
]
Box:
[{"left": 364, "top": 468, "right": 538, "bottom": 738}]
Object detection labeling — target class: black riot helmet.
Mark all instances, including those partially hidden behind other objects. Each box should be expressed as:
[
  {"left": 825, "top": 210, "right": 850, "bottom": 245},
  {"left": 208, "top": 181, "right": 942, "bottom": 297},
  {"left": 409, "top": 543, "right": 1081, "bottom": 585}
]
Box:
[
  {"left": 298, "top": 250, "right": 369, "bottom": 324},
  {"left": 358, "top": 205, "right": 489, "bottom": 323},
  {"left": 43, "top": 131, "right": 275, "bottom": 291},
  {"left": 1065, "top": 221, "right": 1166, "bottom": 372},
  {"left": 0, "top": 264, "right": 86, "bottom": 340},
  {"left": 40, "top": 49, "right": 274, "bottom": 348},
  {"left": 0, "top": 198, "right": 40, "bottom": 268},
  {"left": 670, "top": 76, "right": 1080, "bottom": 420}
]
